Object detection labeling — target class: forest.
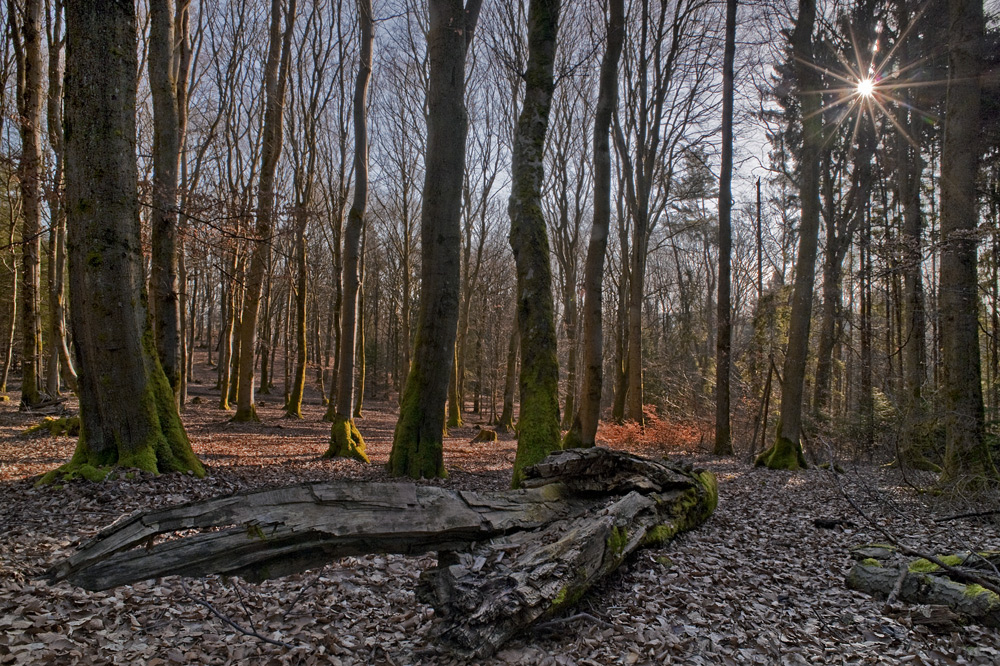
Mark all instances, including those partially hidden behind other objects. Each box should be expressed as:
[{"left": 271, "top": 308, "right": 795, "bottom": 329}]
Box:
[{"left": 1, "top": 0, "right": 999, "bottom": 663}]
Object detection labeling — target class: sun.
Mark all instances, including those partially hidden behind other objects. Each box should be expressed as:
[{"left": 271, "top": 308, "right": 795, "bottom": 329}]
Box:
[{"left": 856, "top": 77, "right": 875, "bottom": 98}]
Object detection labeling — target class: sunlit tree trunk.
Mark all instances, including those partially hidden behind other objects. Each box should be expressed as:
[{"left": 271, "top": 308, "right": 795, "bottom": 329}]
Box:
[{"left": 45, "top": 0, "right": 76, "bottom": 396}]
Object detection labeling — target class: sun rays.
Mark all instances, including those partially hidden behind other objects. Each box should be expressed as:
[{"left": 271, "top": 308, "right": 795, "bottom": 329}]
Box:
[{"left": 792, "top": 3, "right": 946, "bottom": 153}]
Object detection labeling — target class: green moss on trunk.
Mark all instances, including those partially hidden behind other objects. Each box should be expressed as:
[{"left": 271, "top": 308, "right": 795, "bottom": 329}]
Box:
[
  {"left": 388, "top": 382, "right": 447, "bottom": 479},
  {"left": 40, "top": 354, "right": 204, "bottom": 484},
  {"left": 324, "top": 413, "right": 370, "bottom": 463},
  {"left": 231, "top": 403, "right": 260, "bottom": 422},
  {"left": 755, "top": 434, "right": 807, "bottom": 470},
  {"left": 511, "top": 375, "right": 560, "bottom": 488}
]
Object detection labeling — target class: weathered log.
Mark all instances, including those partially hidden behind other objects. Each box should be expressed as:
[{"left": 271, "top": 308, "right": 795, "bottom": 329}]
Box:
[
  {"left": 49, "top": 447, "right": 717, "bottom": 656},
  {"left": 846, "top": 545, "right": 1000, "bottom": 627}
]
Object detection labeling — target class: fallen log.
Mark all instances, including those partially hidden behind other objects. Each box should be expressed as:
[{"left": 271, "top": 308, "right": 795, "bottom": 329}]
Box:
[
  {"left": 846, "top": 544, "right": 1000, "bottom": 627},
  {"left": 49, "top": 447, "right": 717, "bottom": 657}
]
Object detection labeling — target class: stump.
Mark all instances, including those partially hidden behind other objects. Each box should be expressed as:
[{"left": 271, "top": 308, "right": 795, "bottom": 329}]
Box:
[
  {"left": 470, "top": 428, "right": 498, "bottom": 443},
  {"left": 49, "top": 447, "right": 717, "bottom": 657}
]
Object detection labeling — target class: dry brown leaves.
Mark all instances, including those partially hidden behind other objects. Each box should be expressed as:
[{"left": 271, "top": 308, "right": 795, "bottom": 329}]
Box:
[{"left": 1, "top": 369, "right": 999, "bottom": 665}]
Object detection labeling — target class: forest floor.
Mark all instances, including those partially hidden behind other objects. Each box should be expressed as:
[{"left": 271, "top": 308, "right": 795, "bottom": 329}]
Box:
[{"left": 1, "top": 356, "right": 999, "bottom": 665}]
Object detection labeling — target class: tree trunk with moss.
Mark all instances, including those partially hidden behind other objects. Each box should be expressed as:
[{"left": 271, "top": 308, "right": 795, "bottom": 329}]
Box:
[
  {"left": 388, "top": 0, "right": 483, "bottom": 478},
  {"left": 232, "top": 0, "right": 296, "bottom": 422},
  {"left": 564, "top": 0, "right": 624, "bottom": 450},
  {"left": 12, "top": 0, "right": 45, "bottom": 408},
  {"left": 54, "top": 0, "right": 203, "bottom": 483},
  {"left": 326, "top": 0, "right": 373, "bottom": 462},
  {"left": 938, "top": 0, "right": 998, "bottom": 487},
  {"left": 148, "top": 0, "right": 183, "bottom": 402},
  {"left": 508, "top": 0, "right": 562, "bottom": 487},
  {"left": 52, "top": 447, "right": 717, "bottom": 657},
  {"left": 758, "top": 0, "right": 819, "bottom": 471}
]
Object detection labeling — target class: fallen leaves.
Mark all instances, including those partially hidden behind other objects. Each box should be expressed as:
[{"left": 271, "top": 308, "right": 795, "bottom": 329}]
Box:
[{"left": 1, "top": 373, "right": 999, "bottom": 664}]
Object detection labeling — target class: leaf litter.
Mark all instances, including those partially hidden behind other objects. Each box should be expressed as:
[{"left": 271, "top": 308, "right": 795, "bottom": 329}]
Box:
[{"left": 1, "top": 383, "right": 999, "bottom": 665}]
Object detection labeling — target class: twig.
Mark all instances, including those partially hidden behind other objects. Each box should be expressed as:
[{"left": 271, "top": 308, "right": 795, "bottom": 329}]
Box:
[
  {"left": 532, "top": 611, "right": 612, "bottom": 633},
  {"left": 934, "top": 509, "right": 1000, "bottom": 523},
  {"left": 180, "top": 579, "right": 302, "bottom": 650}
]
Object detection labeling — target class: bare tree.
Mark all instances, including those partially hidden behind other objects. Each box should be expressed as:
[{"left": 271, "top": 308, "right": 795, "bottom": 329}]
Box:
[
  {"left": 9, "top": 0, "right": 45, "bottom": 407},
  {"left": 564, "top": 0, "right": 624, "bottom": 449},
  {"left": 757, "top": 0, "right": 818, "bottom": 470},
  {"left": 326, "top": 0, "right": 375, "bottom": 461},
  {"left": 508, "top": 0, "right": 561, "bottom": 487},
  {"left": 54, "top": 0, "right": 203, "bottom": 480},
  {"left": 713, "top": 0, "right": 736, "bottom": 455},
  {"left": 232, "top": 0, "right": 296, "bottom": 422},
  {"left": 388, "top": 0, "right": 483, "bottom": 478}
]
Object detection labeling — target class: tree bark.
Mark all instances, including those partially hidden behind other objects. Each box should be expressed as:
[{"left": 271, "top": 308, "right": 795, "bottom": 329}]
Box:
[
  {"left": 232, "top": 0, "right": 296, "bottom": 422},
  {"left": 508, "top": 0, "right": 562, "bottom": 487},
  {"left": 564, "top": 0, "right": 624, "bottom": 449},
  {"left": 51, "top": 447, "right": 717, "bottom": 657},
  {"left": 938, "top": 0, "right": 998, "bottom": 486},
  {"left": 53, "top": 0, "right": 203, "bottom": 481},
  {"left": 713, "top": 0, "right": 737, "bottom": 456},
  {"left": 12, "top": 0, "right": 45, "bottom": 408},
  {"left": 388, "top": 0, "right": 483, "bottom": 478},
  {"left": 757, "top": 0, "right": 819, "bottom": 470},
  {"left": 327, "top": 0, "right": 374, "bottom": 462},
  {"left": 149, "top": 0, "right": 183, "bottom": 401},
  {"left": 45, "top": 0, "right": 77, "bottom": 396},
  {"left": 495, "top": 312, "right": 519, "bottom": 433}
]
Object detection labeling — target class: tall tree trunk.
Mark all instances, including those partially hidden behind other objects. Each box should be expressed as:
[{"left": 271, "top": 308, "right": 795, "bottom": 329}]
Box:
[
  {"left": 54, "top": 0, "right": 203, "bottom": 480},
  {"left": 757, "top": 0, "right": 819, "bottom": 470},
  {"left": 389, "top": 0, "right": 483, "bottom": 478},
  {"left": 896, "top": 0, "right": 932, "bottom": 470},
  {"left": 45, "top": 0, "right": 77, "bottom": 395},
  {"left": 713, "top": 0, "right": 737, "bottom": 456},
  {"left": 13, "top": 0, "right": 45, "bottom": 408},
  {"left": 564, "top": 0, "right": 624, "bottom": 449},
  {"left": 508, "top": 0, "right": 562, "bottom": 487},
  {"left": 1, "top": 207, "right": 17, "bottom": 395},
  {"left": 326, "top": 0, "right": 374, "bottom": 461},
  {"left": 495, "top": 311, "right": 519, "bottom": 433},
  {"left": 285, "top": 208, "right": 308, "bottom": 417},
  {"left": 148, "top": 0, "right": 182, "bottom": 401},
  {"left": 233, "top": 0, "right": 296, "bottom": 421},
  {"left": 938, "top": 0, "right": 997, "bottom": 485}
]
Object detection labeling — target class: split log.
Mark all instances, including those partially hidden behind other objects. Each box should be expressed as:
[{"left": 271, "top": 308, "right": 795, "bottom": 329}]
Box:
[
  {"left": 846, "top": 545, "right": 1000, "bottom": 627},
  {"left": 49, "top": 447, "right": 717, "bottom": 657}
]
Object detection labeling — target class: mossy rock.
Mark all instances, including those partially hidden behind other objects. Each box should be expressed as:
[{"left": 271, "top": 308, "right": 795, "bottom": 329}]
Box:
[
  {"left": 23, "top": 416, "right": 81, "bottom": 438},
  {"left": 471, "top": 429, "right": 498, "bottom": 444}
]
